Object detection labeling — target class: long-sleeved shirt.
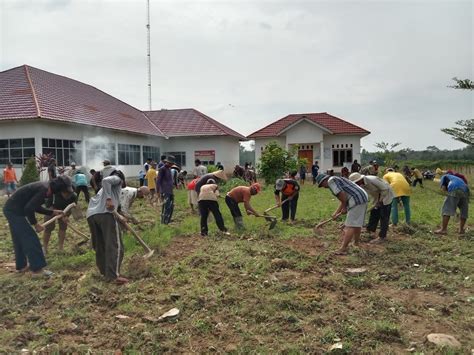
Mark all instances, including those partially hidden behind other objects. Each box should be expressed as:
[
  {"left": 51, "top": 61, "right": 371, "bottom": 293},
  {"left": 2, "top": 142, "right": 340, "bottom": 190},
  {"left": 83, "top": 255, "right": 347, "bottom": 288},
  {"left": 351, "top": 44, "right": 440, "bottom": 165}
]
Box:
[
  {"left": 119, "top": 187, "right": 138, "bottom": 219},
  {"left": 198, "top": 184, "right": 219, "bottom": 202},
  {"left": 361, "top": 176, "right": 394, "bottom": 206},
  {"left": 86, "top": 175, "right": 122, "bottom": 218},
  {"left": 4, "top": 182, "right": 53, "bottom": 225},
  {"left": 195, "top": 173, "right": 216, "bottom": 194},
  {"left": 157, "top": 166, "right": 174, "bottom": 195}
]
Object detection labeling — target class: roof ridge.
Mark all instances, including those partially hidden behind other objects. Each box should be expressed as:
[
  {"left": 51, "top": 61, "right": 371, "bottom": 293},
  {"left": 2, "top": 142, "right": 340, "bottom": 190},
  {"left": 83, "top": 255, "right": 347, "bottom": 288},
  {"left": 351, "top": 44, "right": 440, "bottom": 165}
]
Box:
[
  {"left": 23, "top": 65, "right": 42, "bottom": 117},
  {"left": 190, "top": 108, "right": 245, "bottom": 139},
  {"left": 247, "top": 113, "right": 293, "bottom": 137},
  {"left": 25, "top": 65, "right": 165, "bottom": 138},
  {"left": 322, "top": 112, "right": 370, "bottom": 133},
  {"left": 142, "top": 111, "right": 168, "bottom": 138}
]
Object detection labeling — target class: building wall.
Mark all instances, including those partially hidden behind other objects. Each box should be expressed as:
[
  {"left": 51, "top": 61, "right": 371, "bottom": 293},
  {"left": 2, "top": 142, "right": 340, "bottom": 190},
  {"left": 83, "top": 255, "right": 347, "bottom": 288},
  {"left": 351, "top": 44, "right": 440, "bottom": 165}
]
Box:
[
  {"left": 322, "top": 134, "right": 362, "bottom": 173},
  {"left": 163, "top": 136, "right": 240, "bottom": 174},
  {"left": 0, "top": 120, "right": 164, "bottom": 179},
  {"left": 285, "top": 120, "right": 325, "bottom": 144},
  {"left": 254, "top": 137, "right": 287, "bottom": 165}
]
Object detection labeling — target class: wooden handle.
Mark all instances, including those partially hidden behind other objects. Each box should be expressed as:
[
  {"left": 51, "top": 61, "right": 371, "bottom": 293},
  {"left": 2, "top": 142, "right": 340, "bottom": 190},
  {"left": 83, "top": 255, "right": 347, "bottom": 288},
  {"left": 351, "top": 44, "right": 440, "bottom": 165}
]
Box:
[
  {"left": 264, "top": 198, "right": 291, "bottom": 213},
  {"left": 68, "top": 224, "right": 89, "bottom": 240},
  {"left": 40, "top": 214, "right": 63, "bottom": 228},
  {"left": 113, "top": 211, "right": 153, "bottom": 253}
]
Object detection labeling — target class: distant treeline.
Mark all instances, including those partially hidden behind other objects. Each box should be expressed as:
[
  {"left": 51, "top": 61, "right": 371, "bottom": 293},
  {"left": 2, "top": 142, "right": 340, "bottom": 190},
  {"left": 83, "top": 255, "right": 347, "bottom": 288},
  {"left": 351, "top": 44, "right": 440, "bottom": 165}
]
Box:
[{"left": 361, "top": 145, "right": 474, "bottom": 169}]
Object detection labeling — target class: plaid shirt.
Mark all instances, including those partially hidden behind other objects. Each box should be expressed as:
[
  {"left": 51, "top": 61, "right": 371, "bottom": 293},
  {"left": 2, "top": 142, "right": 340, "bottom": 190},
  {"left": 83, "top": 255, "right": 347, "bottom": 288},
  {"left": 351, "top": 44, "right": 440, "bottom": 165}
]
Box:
[{"left": 328, "top": 176, "right": 368, "bottom": 209}]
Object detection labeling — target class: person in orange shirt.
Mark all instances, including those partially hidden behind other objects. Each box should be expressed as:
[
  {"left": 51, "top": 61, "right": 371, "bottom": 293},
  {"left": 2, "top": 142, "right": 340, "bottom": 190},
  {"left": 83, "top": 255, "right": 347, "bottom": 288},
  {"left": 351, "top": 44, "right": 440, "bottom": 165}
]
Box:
[{"left": 3, "top": 162, "right": 18, "bottom": 198}]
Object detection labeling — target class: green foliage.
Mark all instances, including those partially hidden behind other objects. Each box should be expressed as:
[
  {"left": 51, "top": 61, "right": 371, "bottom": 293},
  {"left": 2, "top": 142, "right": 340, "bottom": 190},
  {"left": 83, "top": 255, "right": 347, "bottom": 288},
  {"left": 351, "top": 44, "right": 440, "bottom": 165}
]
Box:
[
  {"left": 20, "top": 157, "right": 40, "bottom": 185},
  {"left": 219, "top": 177, "right": 248, "bottom": 194},
  {"left": 239, "top": 144, "right": 255, "bottom": 166},
  {"left": 372, "top": 141, "right": 401, "bottom": 167},
  {"left": 448, "top": 77, "right": 474, "bottom": 90},
  {"left": 257, "top": 141, "right": 300, "bottom": 184},
  {"left": 206, "top": 164, "right": 218, "bottom": 173},
  {"left": 441, "top": 119, "right": 474, "bottom": 146}
]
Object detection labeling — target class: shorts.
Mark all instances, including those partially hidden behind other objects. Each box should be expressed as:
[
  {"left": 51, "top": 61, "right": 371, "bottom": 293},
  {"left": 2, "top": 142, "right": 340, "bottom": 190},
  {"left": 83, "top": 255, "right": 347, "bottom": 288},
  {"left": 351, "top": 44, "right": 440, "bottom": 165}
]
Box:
[
  {"left": 345, "top": 202, "right": 368, "bottom": 228},
  {"left": 442, "top": 190, "right": 469, "bottom": 219},
  {"left": 44, "top": 214, "right": 67, "bottom": 233},
  {"left": 6, "top": 182, "right": 16, "bottom": 193},
  {"left": 187, "top": 190, "right": 198, "bottom": 206}
]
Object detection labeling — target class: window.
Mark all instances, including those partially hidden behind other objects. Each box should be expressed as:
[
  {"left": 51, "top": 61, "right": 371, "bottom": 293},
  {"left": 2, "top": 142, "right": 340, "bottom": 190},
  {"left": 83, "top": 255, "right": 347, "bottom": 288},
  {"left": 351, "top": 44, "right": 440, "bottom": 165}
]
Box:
[
  {"left": 332, "top": 149, "right": 353, "bottom": 167},
  {"left": 42, "top": 138, "right": 81, "bottom": 166},
  {"left": 0, "top": 138, "right": 35, "bottom": 165},
  {"left": 86, "top": 141, "right": 116, "bottom": 165},
  {"left": 142, "top": 145, "right": 161, "bottom": 163},
  {"left": 118, "top": 144, "right": 140, "bottom": 165},
  {"left": 164, "top": 151, "right": 186, "bottom": 167}
]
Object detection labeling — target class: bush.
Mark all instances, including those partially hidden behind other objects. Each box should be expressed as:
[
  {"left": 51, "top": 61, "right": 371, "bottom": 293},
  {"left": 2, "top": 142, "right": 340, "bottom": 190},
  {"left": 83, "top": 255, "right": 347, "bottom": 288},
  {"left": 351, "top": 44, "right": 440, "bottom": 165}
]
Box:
[
  {"left": 206, "top": 165, "right": 218, "bottom": 173},
  {"left": 20, "top": 157, "right": 40, "bottom": 185},
  {"left": 219, "top": 177, "right": 248, "bottom": 194},
  {"left": 257, "top": 141, "right": 304, "bottom": 185}
]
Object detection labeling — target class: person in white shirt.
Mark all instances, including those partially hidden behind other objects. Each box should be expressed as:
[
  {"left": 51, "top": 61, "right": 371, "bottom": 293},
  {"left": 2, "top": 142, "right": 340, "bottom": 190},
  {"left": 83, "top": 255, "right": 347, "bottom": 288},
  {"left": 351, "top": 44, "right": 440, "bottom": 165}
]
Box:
[
  {"left": 349, "top": 172, "right": 395, "bottom": 244},
  {"left": 192, "top": 159, "right": 208, "bottom": 178},
  {"left": 198, "top": 179, "right": 229, "bottom": 237},
  {"left": 119, "top": 186, "right": 150, "bottom": 224}
]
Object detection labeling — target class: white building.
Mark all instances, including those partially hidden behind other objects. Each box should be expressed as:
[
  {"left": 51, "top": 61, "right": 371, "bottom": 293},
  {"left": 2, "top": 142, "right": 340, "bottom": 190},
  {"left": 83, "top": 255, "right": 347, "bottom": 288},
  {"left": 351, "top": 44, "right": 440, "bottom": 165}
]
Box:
[
  {"left": 248, "top": 113, "right": 370, "bottom": 174},
  {"left": 0, "top": 65, "right": 244, "bottom": 178}
]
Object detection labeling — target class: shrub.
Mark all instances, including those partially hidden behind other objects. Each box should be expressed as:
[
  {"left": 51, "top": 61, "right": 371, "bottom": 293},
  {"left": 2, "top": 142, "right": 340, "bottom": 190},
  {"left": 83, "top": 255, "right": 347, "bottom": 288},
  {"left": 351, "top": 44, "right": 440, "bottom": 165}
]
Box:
[
  {"left": 20, "top": 157, "right": 40, "bottom": 185},
  {"left": 257, "top": 141, "right": 303, "bottom": 185},
  {"left": 219, "top": 177, "right": 248, "bottom": 194},
  {"left": 206, "top": 165, "right": 218, "bottom": 173}
]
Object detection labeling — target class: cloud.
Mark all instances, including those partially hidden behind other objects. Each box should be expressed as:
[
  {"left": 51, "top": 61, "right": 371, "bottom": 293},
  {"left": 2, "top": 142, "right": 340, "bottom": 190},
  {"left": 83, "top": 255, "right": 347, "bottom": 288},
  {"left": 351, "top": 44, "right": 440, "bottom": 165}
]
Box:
[{"left": 0, "top": 0, "right": 472, "bottom": 150}]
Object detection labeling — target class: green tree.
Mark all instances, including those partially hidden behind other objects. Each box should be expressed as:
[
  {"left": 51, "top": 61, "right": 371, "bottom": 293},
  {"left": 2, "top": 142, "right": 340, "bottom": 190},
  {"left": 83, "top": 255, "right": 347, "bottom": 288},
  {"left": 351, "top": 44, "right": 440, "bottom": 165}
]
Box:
[
  {"left": 20, "top": 157, "right": 40, "bottom": 185},
  {"left": 257, "top": 141, "right": 300, "bottom": 184},
  {"left": 441, "top": 119, "right": 474, "bottom": 146},
  {"left": 442, "top": 78, "right": 473, "bottom": 146},
  {"left": 373, "top": 141, "right": 402, "bottom": 167}
]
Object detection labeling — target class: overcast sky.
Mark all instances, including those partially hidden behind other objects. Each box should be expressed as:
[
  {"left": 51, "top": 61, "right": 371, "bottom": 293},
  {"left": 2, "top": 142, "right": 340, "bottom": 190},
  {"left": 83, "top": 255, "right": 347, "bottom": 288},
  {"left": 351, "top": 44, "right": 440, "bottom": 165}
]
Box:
[{"left": 1, "top": 0, "right": 472, "bottom": 150}]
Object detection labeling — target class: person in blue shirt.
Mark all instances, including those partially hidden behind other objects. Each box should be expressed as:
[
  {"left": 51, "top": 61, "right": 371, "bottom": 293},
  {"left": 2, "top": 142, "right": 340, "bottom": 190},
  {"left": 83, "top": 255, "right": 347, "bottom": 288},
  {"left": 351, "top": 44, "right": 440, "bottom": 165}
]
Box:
[
  {"left": 435, "top": 174, "right": 469, "bottom": 235},
  {"left": 73, "top": 170, "right": 90, "bottom": 203}
]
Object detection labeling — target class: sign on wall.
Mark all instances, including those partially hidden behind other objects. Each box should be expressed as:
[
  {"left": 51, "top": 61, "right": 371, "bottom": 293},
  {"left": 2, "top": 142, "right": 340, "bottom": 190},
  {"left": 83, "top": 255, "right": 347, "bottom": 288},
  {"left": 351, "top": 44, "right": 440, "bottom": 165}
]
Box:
[{"left": 195, "top": 150, "right": 215, "bottom": 165}]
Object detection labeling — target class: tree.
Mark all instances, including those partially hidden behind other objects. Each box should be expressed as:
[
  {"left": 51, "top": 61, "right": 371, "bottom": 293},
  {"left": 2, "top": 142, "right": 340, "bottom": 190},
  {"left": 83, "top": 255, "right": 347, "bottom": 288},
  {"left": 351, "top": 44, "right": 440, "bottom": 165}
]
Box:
[
  {"left": 373, "top": 141, "right": 401, "bottom": 167},
  {"left": 20, "top": 157, "right": 40, "bottom": 185},
  {"left": 426, "top": 145, "right": 440, "bottom": 152},
  {"left": 441, "top": 119, "right": 474, "bottom": 146},
  {"left": 442, "top": 78, "right": 473, "bottom": 146},
  {"left": 448, "top": 77, "right": 474, "bottom": 90},
  {"left": 258, "top": 141, "right": 300, "bottom": 184}
]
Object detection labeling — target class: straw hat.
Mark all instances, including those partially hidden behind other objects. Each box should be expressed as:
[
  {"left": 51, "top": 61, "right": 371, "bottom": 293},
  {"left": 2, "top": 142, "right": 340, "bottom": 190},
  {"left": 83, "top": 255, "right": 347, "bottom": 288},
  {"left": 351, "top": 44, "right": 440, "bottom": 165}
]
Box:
[
  {"left": 349, "top": 172, "right": 365, "bottom": 183},
  {"left": 212, "top": 169, "right": 227, "bottom": 181}
]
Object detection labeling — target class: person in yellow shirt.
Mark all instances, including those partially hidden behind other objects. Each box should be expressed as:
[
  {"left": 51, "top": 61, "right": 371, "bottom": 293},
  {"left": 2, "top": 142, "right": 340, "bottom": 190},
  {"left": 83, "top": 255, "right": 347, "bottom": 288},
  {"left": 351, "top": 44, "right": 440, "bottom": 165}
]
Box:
[
  {"left": 145, "top": 162, "right": 158, "bottom": 203},
  {"left": 411, "top": 168, "right": 424, "bottom": 188},
  {"left": 383, "top": 168, "right": 411, "bottom": 225}
]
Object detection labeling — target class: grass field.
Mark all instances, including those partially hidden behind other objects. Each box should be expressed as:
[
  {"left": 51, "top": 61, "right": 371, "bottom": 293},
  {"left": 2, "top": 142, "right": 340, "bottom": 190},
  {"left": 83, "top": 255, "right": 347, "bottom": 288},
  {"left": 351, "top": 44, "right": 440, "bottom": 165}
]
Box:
[{"left": 0, "top": 180, "right": 472, "bottom": 353}]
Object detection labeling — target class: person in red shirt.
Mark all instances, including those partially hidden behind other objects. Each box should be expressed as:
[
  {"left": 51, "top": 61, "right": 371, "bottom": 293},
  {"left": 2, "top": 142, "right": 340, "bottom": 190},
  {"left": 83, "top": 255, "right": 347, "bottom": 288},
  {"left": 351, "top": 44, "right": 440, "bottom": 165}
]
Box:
[{"left": 3, "top": 162, "right": 18, "bottom": 198}]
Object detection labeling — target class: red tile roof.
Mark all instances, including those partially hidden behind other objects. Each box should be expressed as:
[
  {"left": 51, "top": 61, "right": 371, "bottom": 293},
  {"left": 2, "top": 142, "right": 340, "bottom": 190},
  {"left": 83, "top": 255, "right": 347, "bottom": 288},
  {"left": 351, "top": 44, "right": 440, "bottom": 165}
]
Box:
[
  {"left": 0, "top": 65, "right": 165, "bottom": 137},
  {"left": 247, "top": 112, "right": 370, "bottom": 138},
  {"left": 145, "top": 108, "right": 245, "bottom": 139}
]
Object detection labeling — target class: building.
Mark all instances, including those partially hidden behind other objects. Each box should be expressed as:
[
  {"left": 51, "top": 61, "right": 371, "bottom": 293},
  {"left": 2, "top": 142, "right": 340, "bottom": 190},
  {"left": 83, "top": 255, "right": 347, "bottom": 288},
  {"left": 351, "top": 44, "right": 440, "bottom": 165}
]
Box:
[
  {"left": 145, "top": 108, "right": 245, "bottom": 173},
  {"left": 248, "top": 112, "right": 370, "bottom": 173},
  {"left": 0, "top": 65, "right": 244, "bottom": 178}
]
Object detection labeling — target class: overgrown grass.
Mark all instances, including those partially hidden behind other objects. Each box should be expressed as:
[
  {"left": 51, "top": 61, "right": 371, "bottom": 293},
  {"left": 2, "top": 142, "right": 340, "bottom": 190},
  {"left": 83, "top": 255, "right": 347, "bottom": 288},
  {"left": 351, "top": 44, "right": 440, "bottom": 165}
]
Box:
[{"left": 0, "top": 180, "right": 472, "bottom": 353}]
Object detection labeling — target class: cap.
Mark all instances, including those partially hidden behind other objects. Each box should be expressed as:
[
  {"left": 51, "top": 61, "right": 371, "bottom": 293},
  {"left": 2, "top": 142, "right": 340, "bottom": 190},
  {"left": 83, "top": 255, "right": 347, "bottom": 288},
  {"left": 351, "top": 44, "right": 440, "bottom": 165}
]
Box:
[
  {"left": 349, "top": 172, "right": 365, "bottom": 183},
  {"left": 164, "top": 155, "right": 175, "bottom": 164},
  {"left": 70, "top": 162, "right": 76, "bottom": 166},
  {"left": 275, "top": 179, "right": 285, "bottom": 191},
  {"left": 207, "top": 178, "right": 216, "bottom": 184},
  {"left": 103, "top": 159, "right": 111, "bottom": 165},
  {"left": 315, "top": 173, "right": 330, "bottom": 187}
]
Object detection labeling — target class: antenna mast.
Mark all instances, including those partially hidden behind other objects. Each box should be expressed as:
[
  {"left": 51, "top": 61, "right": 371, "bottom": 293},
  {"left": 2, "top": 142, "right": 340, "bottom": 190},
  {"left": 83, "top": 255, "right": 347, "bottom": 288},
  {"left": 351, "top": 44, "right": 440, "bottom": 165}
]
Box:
[{"left": 146, "top": 0, "right": 152, "bottom": 110}]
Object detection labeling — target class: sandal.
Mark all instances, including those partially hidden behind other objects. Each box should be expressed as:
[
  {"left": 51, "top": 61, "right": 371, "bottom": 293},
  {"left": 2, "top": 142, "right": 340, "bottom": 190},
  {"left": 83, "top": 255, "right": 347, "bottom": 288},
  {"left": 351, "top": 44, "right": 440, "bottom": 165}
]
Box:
[
  {"left": 31, "top": 269, "right": 54, "bottom": 278},
  {"left": 333, "top": 250, "right": 348, "bottom": 256},
  {"left": 434, "top": 229, "right": 447, "bottom": 235},
  {"left": 113, "top": 276, "right": 129, "bottom": 285}
]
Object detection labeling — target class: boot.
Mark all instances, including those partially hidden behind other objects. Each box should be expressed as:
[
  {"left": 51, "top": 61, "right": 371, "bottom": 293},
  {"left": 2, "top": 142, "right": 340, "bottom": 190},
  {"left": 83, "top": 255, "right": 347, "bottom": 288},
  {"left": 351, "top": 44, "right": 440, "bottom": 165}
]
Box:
[{"left": 234, "top": 216, "right": 245, "bottom": 230}]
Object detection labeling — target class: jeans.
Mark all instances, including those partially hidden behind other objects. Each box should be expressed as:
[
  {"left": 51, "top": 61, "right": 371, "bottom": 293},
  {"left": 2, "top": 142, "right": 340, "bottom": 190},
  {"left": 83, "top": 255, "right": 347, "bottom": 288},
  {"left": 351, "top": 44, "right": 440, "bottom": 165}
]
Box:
[
  {"left": 391, "top": 196, "right": 411, "bottom": 225},
  {"left": 198, "top": 200, "right": 227, "bottom": 235},
  {"left": 3, "top": 208, "right": 47, "bottom": 272},
  {"left": 225, "top": 195, "right": 242, "bottom": 217},
  {"left": 412, "top": 178, "right": 423, "bottom": 187},
  {"left": 281, "top": 194, "right": 299, "bottom": 221},
  {"left": 161, "top": 193, "right": 174, "bottom": 224},
  {"left": 75, "top": 185, "right": 90, "bottom": 203},
  {"left": 366, "top": 203, "right": 392, "bottom": 239}
]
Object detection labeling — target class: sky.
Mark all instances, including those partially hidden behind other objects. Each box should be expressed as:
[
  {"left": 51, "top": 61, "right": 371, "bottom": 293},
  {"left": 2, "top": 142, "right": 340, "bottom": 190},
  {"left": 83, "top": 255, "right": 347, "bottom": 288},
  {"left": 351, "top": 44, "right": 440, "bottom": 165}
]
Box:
[{"left": 0, "top": 0, "right": 472, "bottom": 151}]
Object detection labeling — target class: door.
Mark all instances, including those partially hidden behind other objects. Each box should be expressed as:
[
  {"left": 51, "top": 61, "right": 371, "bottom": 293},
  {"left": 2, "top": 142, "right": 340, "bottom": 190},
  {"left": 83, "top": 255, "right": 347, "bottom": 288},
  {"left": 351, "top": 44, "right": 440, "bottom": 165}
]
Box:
[{"left": 298, "top": 150, "right": 313, "bottom": 172}]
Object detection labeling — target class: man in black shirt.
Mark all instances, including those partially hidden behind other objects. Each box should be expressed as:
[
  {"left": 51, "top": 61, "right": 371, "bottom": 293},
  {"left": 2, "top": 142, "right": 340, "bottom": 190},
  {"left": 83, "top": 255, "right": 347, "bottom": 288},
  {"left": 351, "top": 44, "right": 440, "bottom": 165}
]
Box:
[{"left": 3, "top": 176, "right": 74, "bottom": 276}]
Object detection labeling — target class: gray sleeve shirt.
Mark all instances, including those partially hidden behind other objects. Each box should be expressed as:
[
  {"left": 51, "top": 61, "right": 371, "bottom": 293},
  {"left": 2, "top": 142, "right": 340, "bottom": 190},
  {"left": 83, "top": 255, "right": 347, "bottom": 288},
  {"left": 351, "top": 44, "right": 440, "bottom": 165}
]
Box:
[{"left": 86, "top": 175, "right": 122, "bottom": 218}]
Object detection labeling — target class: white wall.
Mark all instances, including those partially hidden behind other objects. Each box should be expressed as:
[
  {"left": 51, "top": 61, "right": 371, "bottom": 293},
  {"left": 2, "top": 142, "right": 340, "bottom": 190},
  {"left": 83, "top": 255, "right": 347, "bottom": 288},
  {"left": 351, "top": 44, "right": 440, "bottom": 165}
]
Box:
[
  {"left": 322, "top": 135, "right": 362, "bottom": 173},
  {"left": 163, "top": 136, "right": 240, "bottom": 174},
  {"left": 285, "top": 120, "right": 325, "bottom": 144},
  {"left": 0, "top": 119, "right": 165, "bottom": 179},
  {"left": 254, "top": 137, "right": 287, "bottom": 165}
]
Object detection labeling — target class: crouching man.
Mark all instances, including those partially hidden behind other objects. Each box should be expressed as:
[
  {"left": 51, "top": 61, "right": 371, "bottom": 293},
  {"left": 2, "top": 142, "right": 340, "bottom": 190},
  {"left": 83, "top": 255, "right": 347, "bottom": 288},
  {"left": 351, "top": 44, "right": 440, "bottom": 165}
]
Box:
[
  {"left": 3, "top": 176, "right": 74, "bottom": 277},
  {"left": 119, "top": 186, "right": 150, "bottom": 224},
  {"left": 225, "top": 183, "right": 261, "bottom": 230},
  {"left": 316, "top": 174, "right": 368, "bottom": 255},
  {"left": 86, "top": 171, "right": 128, "bottom": 284}
]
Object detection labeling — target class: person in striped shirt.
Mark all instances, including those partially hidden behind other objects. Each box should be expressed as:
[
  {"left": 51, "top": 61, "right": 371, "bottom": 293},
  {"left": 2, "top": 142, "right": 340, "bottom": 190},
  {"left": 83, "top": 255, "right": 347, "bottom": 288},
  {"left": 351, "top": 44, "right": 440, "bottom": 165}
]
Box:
[{"left": 316, "top": 174, "right": 369, "bottom": 255}]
